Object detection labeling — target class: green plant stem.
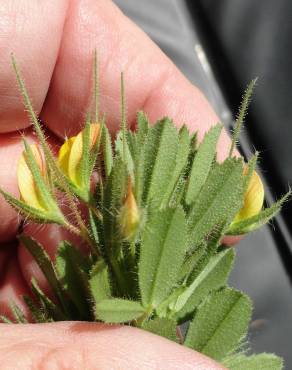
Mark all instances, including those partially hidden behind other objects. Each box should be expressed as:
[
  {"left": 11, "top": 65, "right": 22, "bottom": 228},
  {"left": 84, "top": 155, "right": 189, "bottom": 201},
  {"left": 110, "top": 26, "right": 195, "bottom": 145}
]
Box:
[{"left": 134, "top": 305, "right": 153, "bottom": 327}]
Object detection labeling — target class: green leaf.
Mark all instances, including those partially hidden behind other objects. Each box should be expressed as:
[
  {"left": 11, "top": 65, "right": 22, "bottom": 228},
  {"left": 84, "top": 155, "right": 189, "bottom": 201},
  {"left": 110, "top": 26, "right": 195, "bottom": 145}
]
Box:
[
  {"left": 142, "top": 318, "right": 178, "bottom": 342},
  {"left": 31, "top": 278, "right": 66, "bottom": 321},
  {"left": 142, "top": 118, "right": 178, "bottom": 206},
  {"left": 130, "top": 112, "right": 150, "bottom": 203},
  {"left": 188, "top": 158, "right": 244, "bottom": 246},
  {"left": 23, "top": 295, "right": 48, "bottom": 323},
  {"left": 174, "top": 249, "right": 235, "bottom": 321},
  {"left": 185, "top": 124, "right": 222, "bottom": 205},
  {"left": 9, "top": 301, "right": 27, "bottom": 323},
  {"left": 139, "top": 206, "right": 187, "bottom": 308},
  {"left": 95, "top": 298, "right": 145, "bottom": 323},
  {"left": 89, "top": 259, "right": 111, "bottom": 304},
  {"left": 223, "top": 353, "right": 283, "bottom": 370},
  {"left": 227, "top": 191, "right": 291, "bottom": 235},
  {"left": 0, "top": 316, "right": 13, "bottom": 324},
  {"left": 185, "top": 287, "right": 252, "bottom": 362},
  {"left": 101, "top": 124, "right": 113, "bottom": 177},
  {"left": 155, "top": 286, "right": 186, "bottom": 318},
  {"left": 161, "top": 125, "right": 190, "bottom": 208},
  {"left": 55, "top": 241, "right": 92, "bottom": 320},
  {"left": 179, "top": 243, "right": 207, "bottom": 281},
  {"left": 19, "top": 235, "right": 67, "bottom": 311},
  {"left": 88, "top": 209, "right": 101, "bottom": 249},
  {"left": 190, "top": 131, "right": 198, "bottom": 152}
]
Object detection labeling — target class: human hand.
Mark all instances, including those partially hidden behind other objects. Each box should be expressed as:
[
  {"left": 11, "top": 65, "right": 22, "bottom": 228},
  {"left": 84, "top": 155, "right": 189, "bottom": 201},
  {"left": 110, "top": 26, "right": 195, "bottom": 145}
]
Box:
[{"left": 0, "top": 1, "right": 234, "bottom": 368}]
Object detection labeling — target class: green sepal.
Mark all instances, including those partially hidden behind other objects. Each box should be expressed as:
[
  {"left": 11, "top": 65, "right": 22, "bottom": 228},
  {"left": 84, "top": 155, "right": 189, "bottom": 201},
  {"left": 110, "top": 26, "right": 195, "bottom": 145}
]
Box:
[
  {"left": 142, "top": 318, "right": 178, "bottom": 342},
  {"left": 95, "top": 298, "right": 145, "bottom": 323},
  {"left": 88, "top": 209, "right": 102, "bottom": 252},
  {"left": 229, "top": 79, "right": 257, "bottom": 158},
  {"left": 227, "top": 191, "right": 291, "bottom": 235},
  {"left": 184, "top": 287, "right": 252, "bottom": 362},
  {"left": 101, "top": 123, "right": 113, "bottom": 177},
  {"left": 79, "top": 115, "right": 91, "bottom": 191},
  {"left": 161, "top": 125, "right": 190, "bottom": 208},
  {"left": 0, "top": 187, "right": 64, "bottom": 224},
  {"left": 115, "top": 131, "right": 134, "bottom": 177},
  {"left": 130, "top": 111, "right": 150, "bottom": 204}
]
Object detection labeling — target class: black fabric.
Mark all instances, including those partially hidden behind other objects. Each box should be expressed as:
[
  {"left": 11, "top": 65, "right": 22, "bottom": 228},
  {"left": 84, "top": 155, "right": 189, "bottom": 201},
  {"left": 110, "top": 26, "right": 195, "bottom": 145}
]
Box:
[
  {"left": 114, "top": 0, "right": 292, "bottom": 366},
  {"left": 192, "top": 0, "right": 292, "bottom": 216}
]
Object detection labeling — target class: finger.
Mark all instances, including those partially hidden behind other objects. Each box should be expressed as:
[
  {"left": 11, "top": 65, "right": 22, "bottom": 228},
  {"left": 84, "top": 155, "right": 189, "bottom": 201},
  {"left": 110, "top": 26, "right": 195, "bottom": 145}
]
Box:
[
  {"left": 0, "top": 322, "right": 226, "bottom": 370},
  {"left": 0, "top": 0, "right": 68, "bottom": 133},
  {"left": 0, "top": 129, "right": 38, "bottom": 242},
  {"left": 41, "top": 0, "right": 232, "bottom": 161},
  {"left": 0, "top": 245, "right": 30, "bottom": 319}
]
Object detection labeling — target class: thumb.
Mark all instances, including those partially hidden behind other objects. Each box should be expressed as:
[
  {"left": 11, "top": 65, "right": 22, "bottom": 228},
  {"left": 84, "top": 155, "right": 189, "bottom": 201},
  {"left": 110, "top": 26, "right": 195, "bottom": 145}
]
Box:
[{"left": 0, "top": 322, "right": 226, "bottom": 370}]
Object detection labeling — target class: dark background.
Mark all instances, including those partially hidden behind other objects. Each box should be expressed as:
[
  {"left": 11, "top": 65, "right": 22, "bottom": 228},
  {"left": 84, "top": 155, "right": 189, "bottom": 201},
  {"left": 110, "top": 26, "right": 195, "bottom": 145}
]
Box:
[{"left": 114, "top": 0, "right": 292, "bottom": 367}]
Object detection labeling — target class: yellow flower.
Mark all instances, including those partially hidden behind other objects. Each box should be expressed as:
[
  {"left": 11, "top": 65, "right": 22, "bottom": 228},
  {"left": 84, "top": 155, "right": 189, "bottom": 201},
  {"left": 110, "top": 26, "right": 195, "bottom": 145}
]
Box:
[
  {"left": 58, "top": 123, "right": 100, "bottom": 186},
  {"left": 119, "top": 178, "right": 140, "bottom": 240},
  {"left": 17, "top": 143, "right": 46, "bottom": 210},
  {"left": 233, "top": 168, "right": 264, "bottom": 223}
]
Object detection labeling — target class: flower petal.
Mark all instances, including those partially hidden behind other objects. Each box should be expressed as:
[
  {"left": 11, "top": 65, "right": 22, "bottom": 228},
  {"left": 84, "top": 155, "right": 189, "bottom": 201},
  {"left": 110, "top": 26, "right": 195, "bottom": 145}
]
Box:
[
  {"left": 58, "top": 136, "right": 76, "bottom": 177},
  {"left": 17, "top": 144, "right": 45, "bottom": 210},
  {"left": 233, "top": 170, "right": 264, "bottom": 223},
  {"left": 68, "top": 123, "right": 100, "bottom": 185}
]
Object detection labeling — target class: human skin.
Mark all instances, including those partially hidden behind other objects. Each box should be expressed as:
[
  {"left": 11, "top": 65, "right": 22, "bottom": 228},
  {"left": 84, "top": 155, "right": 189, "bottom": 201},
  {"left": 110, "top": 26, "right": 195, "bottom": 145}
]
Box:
[{"left": 0, "top": 1, "right": 236, "bottom": 368}]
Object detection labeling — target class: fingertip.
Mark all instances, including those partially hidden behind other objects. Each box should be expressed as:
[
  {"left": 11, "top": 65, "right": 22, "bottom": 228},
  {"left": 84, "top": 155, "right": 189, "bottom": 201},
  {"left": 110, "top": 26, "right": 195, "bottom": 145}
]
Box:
[{"left": 0, "top": 322, "right": 226, "bottom": 369}]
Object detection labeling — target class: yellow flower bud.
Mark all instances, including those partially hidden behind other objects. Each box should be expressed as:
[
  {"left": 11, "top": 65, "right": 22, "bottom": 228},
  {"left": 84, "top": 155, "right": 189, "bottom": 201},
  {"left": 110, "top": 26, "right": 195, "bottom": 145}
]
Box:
[
  {"left": 233, "top": 168, "right": 264, "bottom": 223},
  {"left": 119, "top": 178, "right": 140, "bottom": 240},
  {"left": 17, "top": 144, "right": 46, "bottom": 210},
  {"left": 58, "top": 136, "right": 76, "bottom": 177},
  {"left": 58, "top": 123, "right": 100, "bottom": 185}
]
